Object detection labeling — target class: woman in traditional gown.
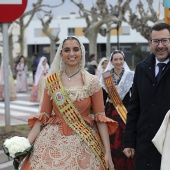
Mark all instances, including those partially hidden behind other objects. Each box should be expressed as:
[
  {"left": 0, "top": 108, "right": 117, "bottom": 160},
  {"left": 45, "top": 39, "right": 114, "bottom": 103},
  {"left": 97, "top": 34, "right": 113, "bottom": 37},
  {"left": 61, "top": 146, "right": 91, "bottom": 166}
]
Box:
[
  {"left": 30, "top": 56, "right": 49, "bottom": 102},
  {"left": 16, "top": 55, "right": 28, "bottom": 92},
  {"left": 20, "top": 36, "right": 118, "bottom": 170},
  {"left": 96, "top": 57, "right": 108, "bottom": 79},
  {"left": 0, "top": 60, "right": 16, "bottom": 100},
  {"left": 101, "top": 50, "right": 135, "bottom": 170}
]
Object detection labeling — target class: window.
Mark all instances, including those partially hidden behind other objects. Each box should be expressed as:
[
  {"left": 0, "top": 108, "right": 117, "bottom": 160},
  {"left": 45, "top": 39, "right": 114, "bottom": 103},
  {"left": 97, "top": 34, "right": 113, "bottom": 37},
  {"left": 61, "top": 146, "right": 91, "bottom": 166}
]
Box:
[
  {"left": 141, "top": 45, "right": 150, "bottom": 52},
  {"left": 42, "top": 46, "right": 50, "bottom": 53},
  {"left": 68, "top": 28, "right": 75, "bottom": 36},
  {"left": 51, "top": 28, "right": 60, "bottom": 36},
  {"left": 120, "top": 46, "right": 131, "bottom": 52},
  {"left": 122, "top": 26, "right": 130, "bottom": 35},
  {"left": 34, "top": 28, "right": 60, "bottom": 37}
]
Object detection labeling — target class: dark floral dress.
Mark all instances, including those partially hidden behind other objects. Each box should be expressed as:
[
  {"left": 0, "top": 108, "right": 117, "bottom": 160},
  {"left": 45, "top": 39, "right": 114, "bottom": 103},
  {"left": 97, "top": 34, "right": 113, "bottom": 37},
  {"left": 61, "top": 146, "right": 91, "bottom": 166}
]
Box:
[{"left": 103, "top": 68, "right": 134, "bottom": 170}]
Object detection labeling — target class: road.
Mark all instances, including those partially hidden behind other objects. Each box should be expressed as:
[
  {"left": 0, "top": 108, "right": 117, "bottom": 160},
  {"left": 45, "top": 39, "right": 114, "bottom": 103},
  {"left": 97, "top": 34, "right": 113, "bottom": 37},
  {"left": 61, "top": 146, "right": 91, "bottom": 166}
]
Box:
[
  {"left": 0, "top": 88, "right": 41, "bottom": 169},
  {"left": 0, "top": 88, "right": 40, "bottom": 126}
]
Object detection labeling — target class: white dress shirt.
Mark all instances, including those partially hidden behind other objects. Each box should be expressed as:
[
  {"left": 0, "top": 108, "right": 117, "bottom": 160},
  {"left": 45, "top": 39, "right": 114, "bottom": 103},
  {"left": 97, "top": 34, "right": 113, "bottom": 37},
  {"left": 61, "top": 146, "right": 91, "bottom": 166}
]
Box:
[{"left": 155, "top": 58, "right": 169, "bottom": 76}]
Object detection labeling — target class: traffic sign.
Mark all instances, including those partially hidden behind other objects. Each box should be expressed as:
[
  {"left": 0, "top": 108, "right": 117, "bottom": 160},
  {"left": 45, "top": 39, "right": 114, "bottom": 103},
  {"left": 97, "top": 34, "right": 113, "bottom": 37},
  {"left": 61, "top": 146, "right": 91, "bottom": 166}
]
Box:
[{"left": 0, "top": 0, "right": 27, "bottom": 23}]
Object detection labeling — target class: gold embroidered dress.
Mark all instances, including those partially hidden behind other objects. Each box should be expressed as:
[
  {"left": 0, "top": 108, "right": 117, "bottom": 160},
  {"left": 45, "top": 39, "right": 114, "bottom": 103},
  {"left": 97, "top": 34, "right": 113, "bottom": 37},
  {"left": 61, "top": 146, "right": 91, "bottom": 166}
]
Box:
[{"left": 21, "top": 70, "right": 117, "bottom": 170}]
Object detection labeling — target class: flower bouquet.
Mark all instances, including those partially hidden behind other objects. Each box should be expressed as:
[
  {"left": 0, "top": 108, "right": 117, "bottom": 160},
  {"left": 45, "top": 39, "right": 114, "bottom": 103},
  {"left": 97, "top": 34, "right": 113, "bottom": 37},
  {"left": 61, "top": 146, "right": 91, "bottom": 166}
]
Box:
[{"left": 2, "top": 136, "right": 33, "bottom": 170}]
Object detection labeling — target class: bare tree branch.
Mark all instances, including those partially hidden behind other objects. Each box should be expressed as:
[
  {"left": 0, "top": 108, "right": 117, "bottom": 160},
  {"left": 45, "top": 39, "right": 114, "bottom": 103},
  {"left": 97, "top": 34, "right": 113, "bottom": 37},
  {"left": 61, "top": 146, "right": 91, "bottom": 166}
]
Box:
[{"left": 15, "top": 0, "right": 65, "bottom": 55}]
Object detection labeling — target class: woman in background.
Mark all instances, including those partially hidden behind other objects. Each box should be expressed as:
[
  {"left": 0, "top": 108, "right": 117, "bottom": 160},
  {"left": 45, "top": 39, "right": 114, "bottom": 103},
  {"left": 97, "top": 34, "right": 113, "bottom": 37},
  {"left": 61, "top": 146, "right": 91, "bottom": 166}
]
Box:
[
  {"left": 96, "top": 57, "right": 108, "bottom": 79},
  {"left": 0, "top": 60, "right": 16, "bottom": 100},
  {"left": 101, "top": 50, "right": 134, "bottom": 170},
  {"left": 30, "top": 56, "right": 49, "bottom": 102},
  {"left": 16, "top": 55, "right": 28, "bottom": 92},
  {"left": 87, "top": 54, "right": 98, "bottom": 75}
]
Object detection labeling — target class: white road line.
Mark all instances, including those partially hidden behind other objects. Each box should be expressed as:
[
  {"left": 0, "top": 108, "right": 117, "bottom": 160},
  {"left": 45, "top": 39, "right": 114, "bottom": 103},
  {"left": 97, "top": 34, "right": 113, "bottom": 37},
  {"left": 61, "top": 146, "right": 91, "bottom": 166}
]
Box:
[
  {"left": 0, "top": 103, "right": 38, "bottom": 113},
  {"left": 10, "top": 100, "right": 40, "bottom": 106},
  {"left": 16, "top": 93, "right": 30, "bottom": 97},
  {"left": 0, "top": 108, "right": 31, "bottom": 116}
]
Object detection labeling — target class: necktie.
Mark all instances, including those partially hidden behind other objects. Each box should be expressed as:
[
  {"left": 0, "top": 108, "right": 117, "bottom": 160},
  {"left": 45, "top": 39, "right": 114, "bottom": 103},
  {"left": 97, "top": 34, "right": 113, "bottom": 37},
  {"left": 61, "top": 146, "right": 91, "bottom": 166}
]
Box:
[{"left": 156, "top": 63, "right": 166, "bottom": 82}]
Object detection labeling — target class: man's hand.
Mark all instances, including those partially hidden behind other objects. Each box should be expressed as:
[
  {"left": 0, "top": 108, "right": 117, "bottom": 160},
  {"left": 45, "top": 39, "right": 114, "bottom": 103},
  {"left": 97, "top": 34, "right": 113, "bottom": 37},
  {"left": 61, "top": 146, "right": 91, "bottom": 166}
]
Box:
[{"left": 123, "top": 148, "right": 135, "bottom": 158}]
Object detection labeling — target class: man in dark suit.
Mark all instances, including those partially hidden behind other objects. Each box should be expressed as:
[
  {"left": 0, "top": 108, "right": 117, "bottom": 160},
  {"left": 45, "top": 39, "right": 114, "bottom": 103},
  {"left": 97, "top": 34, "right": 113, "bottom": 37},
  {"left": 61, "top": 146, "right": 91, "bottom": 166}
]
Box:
[{"left": 123, "top": 22, "right": 170, "bottom": 170}]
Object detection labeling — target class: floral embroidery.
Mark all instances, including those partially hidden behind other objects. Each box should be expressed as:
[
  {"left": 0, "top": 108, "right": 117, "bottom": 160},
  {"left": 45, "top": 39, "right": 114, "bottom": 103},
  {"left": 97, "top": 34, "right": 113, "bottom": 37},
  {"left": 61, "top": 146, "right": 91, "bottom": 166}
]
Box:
[{"left": 30, "top": 124, "right": 101, "bottom": 170}]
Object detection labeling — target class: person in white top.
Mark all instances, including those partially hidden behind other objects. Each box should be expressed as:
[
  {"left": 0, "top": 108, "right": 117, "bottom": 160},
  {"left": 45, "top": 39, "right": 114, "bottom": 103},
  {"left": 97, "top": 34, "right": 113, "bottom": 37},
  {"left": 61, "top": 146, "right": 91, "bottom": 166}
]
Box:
[
  {"left": 30, "top": 56, "right": 49, "bottom": 102},
  {"left": 96, "top": 57, "right": 108, "bottom": 79}
]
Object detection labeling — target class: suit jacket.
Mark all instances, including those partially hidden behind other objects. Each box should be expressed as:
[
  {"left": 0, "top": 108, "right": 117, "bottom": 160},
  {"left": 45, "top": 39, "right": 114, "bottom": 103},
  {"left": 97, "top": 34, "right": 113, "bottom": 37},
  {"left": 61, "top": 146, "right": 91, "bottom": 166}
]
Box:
[{"left": 124, "top": 53, "right": 170, "bottom": 170}]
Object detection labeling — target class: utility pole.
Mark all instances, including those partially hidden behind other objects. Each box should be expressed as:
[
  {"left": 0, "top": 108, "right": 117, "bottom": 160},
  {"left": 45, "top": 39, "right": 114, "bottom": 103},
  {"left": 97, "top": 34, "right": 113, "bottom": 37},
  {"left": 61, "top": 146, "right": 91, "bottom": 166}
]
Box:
[
  {"left": 117, "top": 25, "right": 120, "bottom": 50},
  {"left": 3, "top": 23, "right": 11, "bottom": 128}
]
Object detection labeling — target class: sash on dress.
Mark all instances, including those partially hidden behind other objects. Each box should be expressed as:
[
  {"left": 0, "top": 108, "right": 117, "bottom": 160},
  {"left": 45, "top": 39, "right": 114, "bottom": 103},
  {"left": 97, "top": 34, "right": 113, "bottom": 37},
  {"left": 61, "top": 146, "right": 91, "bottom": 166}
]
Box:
[
  {"left": 45, "top": 73, "right": 107, "bottom": 170},
  {"left": 102, "top": 70, "right": 127, "bottom": 123}
]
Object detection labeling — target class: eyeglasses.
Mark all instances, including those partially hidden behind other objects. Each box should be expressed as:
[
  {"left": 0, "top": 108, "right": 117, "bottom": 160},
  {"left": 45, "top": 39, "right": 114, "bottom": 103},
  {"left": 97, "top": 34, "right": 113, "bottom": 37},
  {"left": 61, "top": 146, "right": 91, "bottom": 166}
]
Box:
[
  {"left": 62, "top": 47, "right": 81, "bottom": 53},
  {"left": 150, "top": 38, "right": 170, "bottom": 47}
]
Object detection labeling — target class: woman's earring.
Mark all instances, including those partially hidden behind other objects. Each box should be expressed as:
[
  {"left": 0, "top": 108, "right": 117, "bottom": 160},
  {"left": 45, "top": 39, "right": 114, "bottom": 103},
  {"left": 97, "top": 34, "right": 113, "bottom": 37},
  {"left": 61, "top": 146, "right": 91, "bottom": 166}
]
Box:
[
  {"left": 79, "top": 61, "right": 82, "bottom": 69},
  {"left": 59, "top": 60, "right": 65, "bottom": 71},
  {"left": 79, "top": 57, "right": 83, "bottom": 69}
]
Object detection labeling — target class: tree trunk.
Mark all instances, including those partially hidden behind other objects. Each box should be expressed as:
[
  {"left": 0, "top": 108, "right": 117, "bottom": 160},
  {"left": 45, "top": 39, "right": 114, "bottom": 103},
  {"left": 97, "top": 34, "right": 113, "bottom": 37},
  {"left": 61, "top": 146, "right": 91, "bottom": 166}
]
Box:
[
  {"left": 85, "top": 27, "right": 99, "bottom": 60},
  {"left": 50, "top": 40, "right": 56, "bottom": 64},
  {"left": 106, "top": 26, "right": 111, "bottom": 58}
]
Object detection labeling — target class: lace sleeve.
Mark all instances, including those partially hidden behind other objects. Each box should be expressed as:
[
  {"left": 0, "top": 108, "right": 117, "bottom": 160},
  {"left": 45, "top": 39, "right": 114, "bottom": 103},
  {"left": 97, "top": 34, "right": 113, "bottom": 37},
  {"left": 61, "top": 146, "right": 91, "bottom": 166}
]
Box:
[{"left": 86, "top": 73, "right": 102, "bottom": 96}]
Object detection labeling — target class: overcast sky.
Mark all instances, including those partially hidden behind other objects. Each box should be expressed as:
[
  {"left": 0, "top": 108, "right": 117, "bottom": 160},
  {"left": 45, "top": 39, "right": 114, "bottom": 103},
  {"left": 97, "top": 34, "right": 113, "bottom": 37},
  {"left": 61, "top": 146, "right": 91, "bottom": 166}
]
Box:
[{"left": 26, "top": 0, "right": 164, "bottom": 18}]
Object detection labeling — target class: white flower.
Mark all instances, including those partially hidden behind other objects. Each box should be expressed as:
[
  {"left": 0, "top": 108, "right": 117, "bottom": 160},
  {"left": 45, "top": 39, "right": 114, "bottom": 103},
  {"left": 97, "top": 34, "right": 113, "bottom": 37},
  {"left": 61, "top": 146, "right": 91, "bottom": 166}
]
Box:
[{"left": 3, "top": 136, "right": 31, "bottom": 158}]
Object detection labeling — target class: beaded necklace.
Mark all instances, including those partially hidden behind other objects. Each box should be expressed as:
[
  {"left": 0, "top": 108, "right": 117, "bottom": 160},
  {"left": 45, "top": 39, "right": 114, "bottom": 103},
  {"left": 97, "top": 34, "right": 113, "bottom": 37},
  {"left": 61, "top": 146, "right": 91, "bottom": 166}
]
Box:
[
  {"left": 111, "top": 68, "right": 124, "bottom": 85},
  {"left": 65, "top": 69, "right": 80, "bottom": 81}
]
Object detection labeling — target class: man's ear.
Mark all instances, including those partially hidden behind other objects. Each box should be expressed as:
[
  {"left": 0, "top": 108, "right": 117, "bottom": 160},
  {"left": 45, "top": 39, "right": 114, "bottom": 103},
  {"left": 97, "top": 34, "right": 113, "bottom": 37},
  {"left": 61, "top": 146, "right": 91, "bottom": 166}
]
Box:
[
  {"left": 148, "top": 40, "right": 150, "bottom": 45},
  {"left": 148, "top": 40, "right": 152, "bottom": 47}
]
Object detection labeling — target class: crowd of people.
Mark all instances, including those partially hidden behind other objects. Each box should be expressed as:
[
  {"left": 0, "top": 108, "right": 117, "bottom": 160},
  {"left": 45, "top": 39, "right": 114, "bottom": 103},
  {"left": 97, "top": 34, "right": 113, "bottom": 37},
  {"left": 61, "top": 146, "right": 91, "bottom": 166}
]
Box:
[{"left": 1, "top": 22, "right": 170, "bottom": 170}]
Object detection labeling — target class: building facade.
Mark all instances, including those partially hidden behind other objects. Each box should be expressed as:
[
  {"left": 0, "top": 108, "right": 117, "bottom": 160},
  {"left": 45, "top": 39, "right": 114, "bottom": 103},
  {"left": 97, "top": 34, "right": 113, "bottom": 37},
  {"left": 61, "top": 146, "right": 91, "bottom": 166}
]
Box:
[{"left": 26, "top": 13, "right": 150, "bottom": 67}]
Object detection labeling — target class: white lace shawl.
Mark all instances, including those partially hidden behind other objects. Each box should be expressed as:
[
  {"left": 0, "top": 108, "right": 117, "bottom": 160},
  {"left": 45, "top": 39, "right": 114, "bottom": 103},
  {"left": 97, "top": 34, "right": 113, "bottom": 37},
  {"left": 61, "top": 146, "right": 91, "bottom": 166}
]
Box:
[
  {"left": 117, "top": 70, "right": 134, "bottom": 100},
  {"left": 101, "top": 69, "right": 134, "bottom": 100}
]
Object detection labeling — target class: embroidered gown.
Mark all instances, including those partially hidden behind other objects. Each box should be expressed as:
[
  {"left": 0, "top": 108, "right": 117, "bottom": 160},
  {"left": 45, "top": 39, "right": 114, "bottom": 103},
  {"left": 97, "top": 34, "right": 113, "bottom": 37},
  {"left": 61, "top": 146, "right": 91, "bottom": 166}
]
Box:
[
  {"left": 0, "top": 65, "right": 16, "bottom": 100},
  {"left": 103, "top": 68, "right": 135, "bottom": 170},
  {"left": 16, "top": 63, "right": 28, "bottom": 92},
  {"left": 30, "top": 69, "right": 48, "bottom": 102},
  {"left": 20, "top": 70, "right": 118, "bottom": 170}
]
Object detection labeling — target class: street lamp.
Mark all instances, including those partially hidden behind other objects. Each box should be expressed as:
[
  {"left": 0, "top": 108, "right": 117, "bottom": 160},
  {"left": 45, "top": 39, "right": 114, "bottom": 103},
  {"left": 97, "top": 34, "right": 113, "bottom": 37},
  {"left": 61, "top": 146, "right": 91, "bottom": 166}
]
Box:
[
  {"left": 114, "top": 6, "right": 120, "bottom": 50},
  {"left": 116, "top": 24, "right": 120, "bottom": 50}
]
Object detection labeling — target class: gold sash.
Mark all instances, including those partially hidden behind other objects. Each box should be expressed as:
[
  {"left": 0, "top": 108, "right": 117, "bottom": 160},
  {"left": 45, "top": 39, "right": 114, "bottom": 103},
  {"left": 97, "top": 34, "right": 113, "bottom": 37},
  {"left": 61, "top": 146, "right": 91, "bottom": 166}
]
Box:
[
  {"left": 45, "top": 73, "right": 107, "bottom": 170},
  {"left": 102, "top": 70, "right": 127, "bottom": 123}
]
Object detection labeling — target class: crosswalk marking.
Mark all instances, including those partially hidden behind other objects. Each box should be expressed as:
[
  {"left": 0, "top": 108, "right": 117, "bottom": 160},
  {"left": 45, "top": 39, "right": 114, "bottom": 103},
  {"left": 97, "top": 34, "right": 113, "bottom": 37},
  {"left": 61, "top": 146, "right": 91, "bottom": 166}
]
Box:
[
  {"left": 0, "top": 102, "right": 38, "bottom": 113},
  {"left": 16, "top": 93, "right": 30, "bottom": 97},
  {"left": 0, "top": 91, "right": 40, "bottom": 126},
  {"left": 10, "top": 100, "right": 40, "bottom": 106},
  {"left": 0, "top": 108, "right": 31, "bottom": 116}
]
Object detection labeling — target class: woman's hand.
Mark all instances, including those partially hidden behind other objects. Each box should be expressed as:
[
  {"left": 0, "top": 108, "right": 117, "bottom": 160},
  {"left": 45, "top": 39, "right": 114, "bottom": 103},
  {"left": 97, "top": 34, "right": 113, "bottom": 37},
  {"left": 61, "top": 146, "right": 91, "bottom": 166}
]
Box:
[
  {"left": 123, "top": 148, "right": 135, "bottom": 158},
  {"left": 105, "top": 152, "right": 115, "bottom": 170}
]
